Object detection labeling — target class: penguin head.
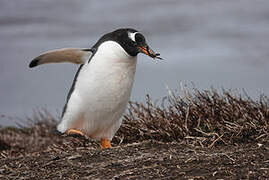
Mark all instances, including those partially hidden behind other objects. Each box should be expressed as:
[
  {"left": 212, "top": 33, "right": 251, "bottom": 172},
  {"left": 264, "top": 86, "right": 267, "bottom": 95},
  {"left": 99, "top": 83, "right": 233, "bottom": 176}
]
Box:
[{"left": 93, "top": 28, "right": 162, "bottom": 59}]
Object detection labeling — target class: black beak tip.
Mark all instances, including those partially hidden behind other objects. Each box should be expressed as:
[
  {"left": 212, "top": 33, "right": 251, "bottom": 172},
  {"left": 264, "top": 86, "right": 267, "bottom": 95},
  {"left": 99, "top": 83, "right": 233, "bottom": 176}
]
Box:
[
  {"left": 153, "top": 53, "right": 163, "bottom": 60},
  {"left": 155, "top": 56, "right": 163, "bottom": 60}
]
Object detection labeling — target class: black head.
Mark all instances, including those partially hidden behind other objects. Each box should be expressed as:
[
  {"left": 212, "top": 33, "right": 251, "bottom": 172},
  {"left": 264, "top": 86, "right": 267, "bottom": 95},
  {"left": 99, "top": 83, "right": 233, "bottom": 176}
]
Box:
[{"left": 93, "top": 28, "right": 162, "bottom": 59}]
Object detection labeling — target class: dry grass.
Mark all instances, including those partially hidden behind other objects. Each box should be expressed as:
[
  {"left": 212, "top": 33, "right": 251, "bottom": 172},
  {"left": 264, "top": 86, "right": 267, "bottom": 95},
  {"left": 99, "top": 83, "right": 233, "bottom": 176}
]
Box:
[
  {"left": 0, "top": 87, "right": 268, "bottom": 157},
  {"left": 115, "top": 87, "right": 269, "bottom": 147}
]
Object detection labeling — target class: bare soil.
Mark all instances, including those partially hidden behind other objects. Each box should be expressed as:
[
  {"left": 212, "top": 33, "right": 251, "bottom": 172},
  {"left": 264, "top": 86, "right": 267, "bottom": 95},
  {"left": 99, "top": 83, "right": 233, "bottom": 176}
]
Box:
[{"left": 0, "top": 132, "right": 268, "bottom": 179}]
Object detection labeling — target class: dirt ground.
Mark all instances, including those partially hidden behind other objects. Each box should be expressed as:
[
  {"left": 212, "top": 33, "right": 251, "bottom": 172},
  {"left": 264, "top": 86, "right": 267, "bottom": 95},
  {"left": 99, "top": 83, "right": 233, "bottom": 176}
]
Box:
[
  {"left": 1, "top": 133, "right": 268, "bottom": 179},
  {"left": 1, "top": 90, "right": 268, "bottom": 179}
]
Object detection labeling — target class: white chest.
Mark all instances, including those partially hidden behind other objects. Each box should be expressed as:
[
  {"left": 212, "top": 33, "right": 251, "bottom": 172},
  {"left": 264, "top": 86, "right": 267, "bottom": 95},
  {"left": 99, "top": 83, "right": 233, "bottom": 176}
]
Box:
[
  {"left": 58, "top": 41, "right": 138, "bottom": 139},
  {"left": 74, "top": 41, "right": 137, "bottom": 116}
]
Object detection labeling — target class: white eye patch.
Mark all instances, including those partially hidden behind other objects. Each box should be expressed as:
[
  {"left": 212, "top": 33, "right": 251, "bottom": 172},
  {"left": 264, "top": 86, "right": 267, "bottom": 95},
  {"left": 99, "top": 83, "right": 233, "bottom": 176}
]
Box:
[{"left": 128, "top": 32, "right": 138, "bottom": 42}]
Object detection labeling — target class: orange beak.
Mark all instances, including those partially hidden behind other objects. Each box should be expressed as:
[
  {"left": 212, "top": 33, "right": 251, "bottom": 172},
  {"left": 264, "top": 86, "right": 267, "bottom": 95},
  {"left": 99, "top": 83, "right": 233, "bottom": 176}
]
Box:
[{"left": 139, "top": 45, "right": 162, "bottom": 60}]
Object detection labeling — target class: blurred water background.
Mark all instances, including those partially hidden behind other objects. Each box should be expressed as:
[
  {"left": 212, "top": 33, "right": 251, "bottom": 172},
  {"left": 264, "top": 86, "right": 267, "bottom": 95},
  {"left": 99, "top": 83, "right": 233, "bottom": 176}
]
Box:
[{"left": 1, "top": 0, "right": 269, "bottom": 126}]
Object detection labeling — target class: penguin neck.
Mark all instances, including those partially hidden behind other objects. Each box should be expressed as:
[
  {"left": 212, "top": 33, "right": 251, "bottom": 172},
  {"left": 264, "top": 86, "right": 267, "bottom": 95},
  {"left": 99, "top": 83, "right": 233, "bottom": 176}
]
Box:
[
  {"left": 86, "top": 41, "right": 137, "bottom": 79},
  {"left": 94, "top": 41, "right": 137, "bottom": 65}
]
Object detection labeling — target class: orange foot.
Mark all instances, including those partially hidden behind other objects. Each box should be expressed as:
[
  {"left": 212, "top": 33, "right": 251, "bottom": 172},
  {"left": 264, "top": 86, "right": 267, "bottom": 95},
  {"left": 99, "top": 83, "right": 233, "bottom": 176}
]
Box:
[
  {"left": 101, "top": 138, "right": 112, "bottom": 149},
  {"left": 67, "top": 129, "right": 84, "bottom": 136}
]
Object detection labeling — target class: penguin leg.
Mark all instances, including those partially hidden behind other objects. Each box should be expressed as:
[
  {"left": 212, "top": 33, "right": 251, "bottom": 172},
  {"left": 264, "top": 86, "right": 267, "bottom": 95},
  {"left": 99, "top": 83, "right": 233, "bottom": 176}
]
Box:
[
  {"left": 101, "top": 138, "right": 112, "bottom": 149},
  {"left": 67, "top": 129, "right": 84, "bottom": 136}
]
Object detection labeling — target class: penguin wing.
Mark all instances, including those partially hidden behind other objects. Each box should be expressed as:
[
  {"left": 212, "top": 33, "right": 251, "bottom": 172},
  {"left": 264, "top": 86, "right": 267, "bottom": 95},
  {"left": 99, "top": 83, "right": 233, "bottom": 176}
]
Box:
[{"left": 29, "top": 48, "right": 94, "bottom": 68}]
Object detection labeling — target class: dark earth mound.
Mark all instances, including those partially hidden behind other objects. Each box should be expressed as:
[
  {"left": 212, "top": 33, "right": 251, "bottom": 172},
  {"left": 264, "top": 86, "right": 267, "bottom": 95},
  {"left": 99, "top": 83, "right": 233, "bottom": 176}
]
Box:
[{"left": 0, "top": 136, "right": 268, "bottom": 179}]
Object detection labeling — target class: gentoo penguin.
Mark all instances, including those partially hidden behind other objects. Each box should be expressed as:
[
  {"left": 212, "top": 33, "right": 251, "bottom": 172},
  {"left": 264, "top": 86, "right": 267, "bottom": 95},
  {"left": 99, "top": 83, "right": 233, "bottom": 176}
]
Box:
[{"left": 29, "top": 28, "right": 162, "bottom": 149}]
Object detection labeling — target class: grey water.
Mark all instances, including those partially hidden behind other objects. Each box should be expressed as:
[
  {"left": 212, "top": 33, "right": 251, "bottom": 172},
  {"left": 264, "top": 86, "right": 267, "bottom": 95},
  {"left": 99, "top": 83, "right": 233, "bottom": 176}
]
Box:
[{"left": 1, "top": 0, "right": 269, "bottom": 126}]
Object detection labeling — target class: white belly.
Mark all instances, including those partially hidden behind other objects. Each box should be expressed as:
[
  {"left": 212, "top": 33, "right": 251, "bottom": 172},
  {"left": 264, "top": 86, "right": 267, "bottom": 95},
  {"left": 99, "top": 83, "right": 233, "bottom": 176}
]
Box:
[{"left": 57, "top": 41, "right": 137, "bottom": 140}]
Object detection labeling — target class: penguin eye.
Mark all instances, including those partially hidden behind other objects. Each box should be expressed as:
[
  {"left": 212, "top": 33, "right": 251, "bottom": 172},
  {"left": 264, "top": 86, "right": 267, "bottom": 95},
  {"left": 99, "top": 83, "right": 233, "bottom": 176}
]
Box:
[{"left": 135, "top": 33, "right": 145, "bottom": 44}]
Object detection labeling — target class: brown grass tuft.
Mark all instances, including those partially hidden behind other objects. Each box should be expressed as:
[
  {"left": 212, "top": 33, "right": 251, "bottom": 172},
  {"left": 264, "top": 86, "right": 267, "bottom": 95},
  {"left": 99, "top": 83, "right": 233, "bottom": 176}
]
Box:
[{"left": 115, "top": 88, "right": 269, "bottom": 147}]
